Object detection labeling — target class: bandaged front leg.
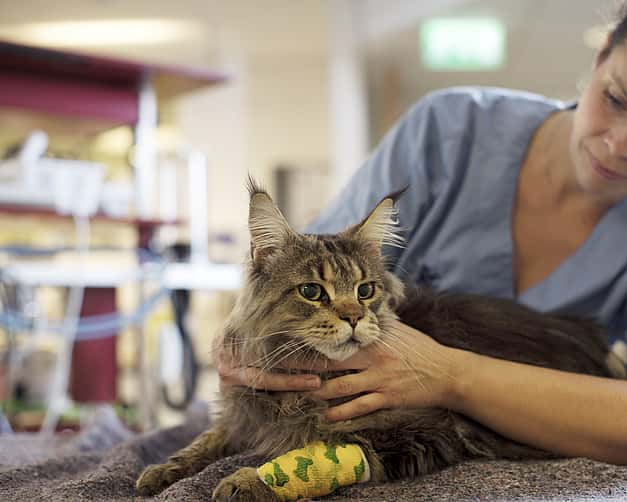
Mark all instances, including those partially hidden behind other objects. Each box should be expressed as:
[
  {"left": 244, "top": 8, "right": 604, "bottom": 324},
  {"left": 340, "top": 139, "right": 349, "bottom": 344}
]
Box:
[{"left": 257, "top": 441, "right": 371, "bottom": 501}]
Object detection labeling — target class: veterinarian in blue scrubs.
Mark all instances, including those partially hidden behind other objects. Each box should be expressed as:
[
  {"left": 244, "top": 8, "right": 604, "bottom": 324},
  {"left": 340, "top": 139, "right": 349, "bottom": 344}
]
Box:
[{"left": 220, "top": 5, "right": 627, "bottom": 464}]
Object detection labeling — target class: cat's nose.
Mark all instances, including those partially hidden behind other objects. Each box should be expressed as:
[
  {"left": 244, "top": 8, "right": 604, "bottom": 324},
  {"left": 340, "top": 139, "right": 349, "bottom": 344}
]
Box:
[{"left": 339, "top": 315, "right": 363, "bottom": 329}]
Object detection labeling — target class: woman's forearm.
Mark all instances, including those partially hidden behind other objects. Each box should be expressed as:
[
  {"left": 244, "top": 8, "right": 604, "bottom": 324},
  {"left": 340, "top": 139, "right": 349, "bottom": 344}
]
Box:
[{"left": 447, "top": 349, "right": 627, "bottom": 464}]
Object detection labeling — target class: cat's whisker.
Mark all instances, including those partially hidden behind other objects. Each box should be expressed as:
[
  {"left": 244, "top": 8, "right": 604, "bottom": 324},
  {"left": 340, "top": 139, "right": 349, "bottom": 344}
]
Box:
[
  {"left": 307, "top": 350, "right": 325, "bottom": 373},
  {"left": 251, "top": 339, "right": 304, "bottom": 371},
  {"left": 285, "top": 339, "right": 328, "bottom": 371},
  {"left": 390, "top": 261, "right": 411, "bottom": 277},
  {"left": 219, "top": 330, "right": 295, "bottom": 370},
  {"left": 226, "top": 329, "right": 291, "bottom": 347},
  {"left": 258, "top": 329, "right": 291, "bottom": 339},
  {"left": 265, "top": 342, "right": 311, "bottom": 370},
  {"left": 208, "top": 333, "right": 273, "bottom": 357},
  {"left": 240, "top": 330, "right": 291, "bottom": 348},
  {"left": 374, "top": 336, "right": 414, "bottom": 368},
  {"left": 259, "top": 345, "right": 307, "bottom": 373},
  {"left": 250, "top": 341, "right": 311, "bottom": 388},
  {"left": 249, "top": 337, "right": 299, "bottom": 363},
  {"left": 264, "top": 340, "right": 319, "bottom": 371}
]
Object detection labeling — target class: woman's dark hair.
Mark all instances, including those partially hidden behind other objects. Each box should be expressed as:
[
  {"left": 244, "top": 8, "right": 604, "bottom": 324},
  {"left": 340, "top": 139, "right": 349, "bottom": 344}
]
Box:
[{"left": 601, "top": 3, "right": 627, "bottom": 60}]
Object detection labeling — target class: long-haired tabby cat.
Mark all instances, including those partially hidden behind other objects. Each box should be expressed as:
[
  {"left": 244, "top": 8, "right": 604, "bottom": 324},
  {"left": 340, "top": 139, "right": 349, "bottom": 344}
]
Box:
[{"left": 136, "top": 179, "right": 625, "bottom": 500}]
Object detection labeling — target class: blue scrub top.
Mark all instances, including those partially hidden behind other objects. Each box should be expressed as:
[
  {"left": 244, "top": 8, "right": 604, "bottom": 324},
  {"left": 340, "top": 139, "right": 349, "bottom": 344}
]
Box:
[{"left": 306, "top": 87, "right": 627, "bottom": 343}]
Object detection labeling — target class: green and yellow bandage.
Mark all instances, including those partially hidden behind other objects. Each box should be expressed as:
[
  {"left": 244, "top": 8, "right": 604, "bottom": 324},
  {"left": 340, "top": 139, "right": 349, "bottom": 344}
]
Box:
[{"left": 257, "top": 441, "right": 370, "bottom": 501}]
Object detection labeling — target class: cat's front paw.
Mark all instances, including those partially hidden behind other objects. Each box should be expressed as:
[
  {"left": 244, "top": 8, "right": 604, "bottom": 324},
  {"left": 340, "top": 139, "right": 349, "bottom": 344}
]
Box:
[
  {"left": 213, "top": 467, "right": 279, "bottom": 502},
  {"left": 135, "top": 462, "right": 186, "bottom": 496}
]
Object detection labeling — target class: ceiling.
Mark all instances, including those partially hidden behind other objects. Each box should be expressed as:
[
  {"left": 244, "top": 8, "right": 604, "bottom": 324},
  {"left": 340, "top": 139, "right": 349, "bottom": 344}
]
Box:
[
  {"left": 0, "top": 0, "right": 616, "bottom": 129},
  {"left": 0, "top": 0, "right": 332, "bottom": 67},
  {"left": 0, "top": 0, "right": 609, "bottom": 94}
]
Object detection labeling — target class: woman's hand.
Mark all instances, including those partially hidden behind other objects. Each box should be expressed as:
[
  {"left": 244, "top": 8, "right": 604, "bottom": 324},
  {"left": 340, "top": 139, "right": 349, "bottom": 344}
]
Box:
[{"left": 308, "top": 320, "right": 463, "bottom": 421}]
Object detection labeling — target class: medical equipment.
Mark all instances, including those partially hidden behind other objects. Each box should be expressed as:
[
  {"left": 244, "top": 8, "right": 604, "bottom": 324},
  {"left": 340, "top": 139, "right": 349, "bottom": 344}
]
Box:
[{"left": 0, "top": 130, "right": 105, "bottom": 218}]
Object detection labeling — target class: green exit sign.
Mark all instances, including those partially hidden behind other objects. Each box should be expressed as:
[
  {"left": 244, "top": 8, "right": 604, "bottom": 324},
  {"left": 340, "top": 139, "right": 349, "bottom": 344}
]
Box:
[{"left": 420, "top": 18, "right": 506, "bottom": 71}]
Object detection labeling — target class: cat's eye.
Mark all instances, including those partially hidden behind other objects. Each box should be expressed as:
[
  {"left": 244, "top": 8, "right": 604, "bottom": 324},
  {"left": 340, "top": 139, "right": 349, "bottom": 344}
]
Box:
[
  {"left": 357, "top": 282, "right": 375, "bottom": 300},
  {"left": 299, "top": 283, "right": 324, "bottom": 301}
]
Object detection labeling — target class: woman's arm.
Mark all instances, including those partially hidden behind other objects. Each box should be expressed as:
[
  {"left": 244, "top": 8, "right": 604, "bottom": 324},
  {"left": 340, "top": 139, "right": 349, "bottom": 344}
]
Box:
[
  {"left": 307, "top": 320, "right": 627, "bottom": 465},
  {"left": 450, "top": 348, "right": 627, "bottom": 464}
]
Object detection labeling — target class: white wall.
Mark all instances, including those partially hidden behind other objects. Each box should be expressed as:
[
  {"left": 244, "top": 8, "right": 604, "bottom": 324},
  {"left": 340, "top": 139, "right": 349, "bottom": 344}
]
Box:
[{"left": 176, "top": 54, "right": 332, "bottom": 251}]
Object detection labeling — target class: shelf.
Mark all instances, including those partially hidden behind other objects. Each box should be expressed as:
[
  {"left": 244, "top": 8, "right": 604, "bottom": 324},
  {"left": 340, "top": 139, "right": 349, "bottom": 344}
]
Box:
[
  {"left": 0, "top": 108, "right": 121, "bottom": 151},
  {"left": 1, "top": 261, "right": 142, "bottom": 288},
  {"left": 163, "top": 262, "right": 242, "bottom": 291},
  {"left": 0, "top": 40, "right": 229, "bottom": 129},
  {"left": 0, "top": 203, "right": 182, "bottom": 227},
  {"left": 0, "top": 203, "right": 183, "bottom": 249},
  {"left": 1, "top": 260, "right": 242, "bottom": 290}
]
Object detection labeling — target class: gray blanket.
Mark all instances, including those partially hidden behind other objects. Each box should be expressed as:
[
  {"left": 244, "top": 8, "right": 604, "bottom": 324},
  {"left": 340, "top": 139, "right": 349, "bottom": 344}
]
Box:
[{"left": 1, "top": 403, "right": 626, "bottom": 502}]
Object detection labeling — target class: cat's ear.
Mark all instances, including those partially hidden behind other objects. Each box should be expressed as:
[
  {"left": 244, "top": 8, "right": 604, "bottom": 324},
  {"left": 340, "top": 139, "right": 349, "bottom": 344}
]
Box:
[
  {"left": 344, "top": 195, "right": 404, "bottom": 249},
  {"left": 247, "top": 176, "right": 294, "bottom": 265}
]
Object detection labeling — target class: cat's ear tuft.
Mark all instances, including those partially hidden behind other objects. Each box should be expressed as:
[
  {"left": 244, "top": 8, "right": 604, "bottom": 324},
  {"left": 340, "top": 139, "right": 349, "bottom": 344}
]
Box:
[
  {"left": 247, "top": 176, "right": 294, "bottom": 265},
  {"left": 351, "top": 197, "right": 404, "bottom": 249}
]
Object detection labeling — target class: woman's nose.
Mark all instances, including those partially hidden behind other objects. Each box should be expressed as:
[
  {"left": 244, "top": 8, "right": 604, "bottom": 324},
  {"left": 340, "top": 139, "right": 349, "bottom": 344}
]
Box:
[{"left": 604, "top": 125, "right": 627, "bottom": 159}]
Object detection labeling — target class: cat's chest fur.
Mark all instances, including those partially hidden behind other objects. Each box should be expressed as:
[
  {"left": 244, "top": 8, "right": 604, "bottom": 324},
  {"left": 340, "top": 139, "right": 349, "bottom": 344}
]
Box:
[{"left": 216, "top": 369, "right": 406, "bottom": 459}]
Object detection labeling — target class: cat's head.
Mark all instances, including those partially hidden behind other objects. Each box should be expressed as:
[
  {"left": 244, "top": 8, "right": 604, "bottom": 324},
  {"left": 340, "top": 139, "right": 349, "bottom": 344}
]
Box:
[{"left": 222, "top": 177, "right": 405, "bottom": 366}]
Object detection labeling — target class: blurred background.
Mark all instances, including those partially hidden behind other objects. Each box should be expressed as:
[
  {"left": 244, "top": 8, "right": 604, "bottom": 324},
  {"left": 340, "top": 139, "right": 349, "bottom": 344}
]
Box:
[{"left": 0, "top": 0, "right": 610, "bottom": 433}]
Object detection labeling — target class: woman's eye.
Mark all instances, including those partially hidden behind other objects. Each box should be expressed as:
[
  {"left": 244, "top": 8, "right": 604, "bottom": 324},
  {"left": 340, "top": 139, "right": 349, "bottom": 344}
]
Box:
[
  {"left": 605, "top": 90, "right": 625, "bottom": 110},
  {"left": 357, "top": 282, "right": 375, "bottom": 300},
  {"left": 299, "top": 283, "right": 323, "bottom": 301}
]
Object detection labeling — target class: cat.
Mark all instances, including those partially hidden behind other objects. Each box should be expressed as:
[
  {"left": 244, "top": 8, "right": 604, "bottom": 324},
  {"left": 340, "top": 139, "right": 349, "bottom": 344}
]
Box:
[{"left": 136, "top": 178, "right": 625, "bottom": 501}]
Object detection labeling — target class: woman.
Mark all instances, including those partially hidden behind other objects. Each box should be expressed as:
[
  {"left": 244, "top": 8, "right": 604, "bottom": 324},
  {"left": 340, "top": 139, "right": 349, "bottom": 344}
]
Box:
[{"left": 219, "top": 6, "right": 627, "bottom": 463}]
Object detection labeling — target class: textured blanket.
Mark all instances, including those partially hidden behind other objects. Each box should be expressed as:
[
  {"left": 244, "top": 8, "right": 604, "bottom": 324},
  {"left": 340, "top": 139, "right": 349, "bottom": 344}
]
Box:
[{"left": 1, "top": 402, "right": 626, "bottom": 502}]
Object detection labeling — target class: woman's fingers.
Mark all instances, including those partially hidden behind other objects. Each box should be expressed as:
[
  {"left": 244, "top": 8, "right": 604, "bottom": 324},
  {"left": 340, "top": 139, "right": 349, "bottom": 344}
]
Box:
[
  {"left": 308, "top": 371, "right": 377, "bottom": 400},
  {"left": 218, "top": 362, "right": 321, "bottom": 392},
  {"left": 241, "top": 367, "right": 321, "bottom": 391},
  {"left": 324, "top": 393, "right": 387, "bottom": 422},
  {"left": 275, "top": 347, "right": 375, "bottom": 372}
]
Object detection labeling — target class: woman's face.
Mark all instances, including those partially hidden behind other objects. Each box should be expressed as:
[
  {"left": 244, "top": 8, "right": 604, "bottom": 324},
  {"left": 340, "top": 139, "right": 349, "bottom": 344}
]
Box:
[{"left": 570, "top": 40, "right": 627, "bottom": 203}]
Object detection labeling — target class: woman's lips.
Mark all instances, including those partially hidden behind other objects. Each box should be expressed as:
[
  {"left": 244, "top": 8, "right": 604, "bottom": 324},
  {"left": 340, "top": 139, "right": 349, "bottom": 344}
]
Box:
[{"left": 588, "top": 151, "right": 627, "bottom": 181}]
